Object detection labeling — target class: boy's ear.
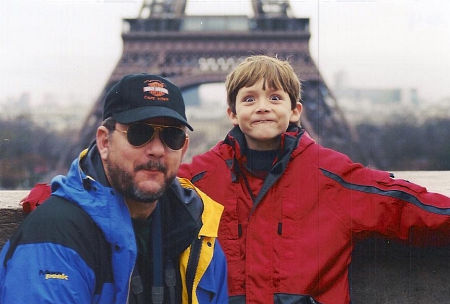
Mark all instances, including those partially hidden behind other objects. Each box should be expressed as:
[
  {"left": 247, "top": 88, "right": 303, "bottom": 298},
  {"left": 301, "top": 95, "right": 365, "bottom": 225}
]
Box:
[
  {"left": 96, "top": 126, "right": 111, "bottom": 161},
  {"left": 289, "top": 102, "right": 303, "bottom": 123},
  {"left": 227, "top": 107, "right": 239, "bottom": 125}
]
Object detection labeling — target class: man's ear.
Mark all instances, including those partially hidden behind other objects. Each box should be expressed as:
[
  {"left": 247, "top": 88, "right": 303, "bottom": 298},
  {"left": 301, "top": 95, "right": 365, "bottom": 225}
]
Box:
[
  {"left": 180, "top": 135, "right": 189, "bottom": 160},
  {"left": 289, "top": 102, "right": 303, "bottom": 124},
  {"left": 96, "top": 126, "right": 111, "bottom": 161},
  {"left": 227, "top": 107, "right": 239, "bottom": 125}
]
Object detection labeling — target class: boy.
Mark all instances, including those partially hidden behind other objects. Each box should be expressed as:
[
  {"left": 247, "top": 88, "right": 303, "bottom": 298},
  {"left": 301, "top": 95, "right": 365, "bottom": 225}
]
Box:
[{"left": 177, "top": 55, "right": 450, "bottom": 303}]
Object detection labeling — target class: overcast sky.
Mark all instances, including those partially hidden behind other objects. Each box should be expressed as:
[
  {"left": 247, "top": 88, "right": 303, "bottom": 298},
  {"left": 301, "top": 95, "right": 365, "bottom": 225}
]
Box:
[{"left": 1, "top": 0, "right": 450, "bottom": 106}]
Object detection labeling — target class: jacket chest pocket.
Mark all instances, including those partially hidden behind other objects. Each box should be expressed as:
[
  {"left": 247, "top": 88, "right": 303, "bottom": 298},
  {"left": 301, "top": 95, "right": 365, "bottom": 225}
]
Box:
[
  {"left": 218, "top": 190, "right": 241, "bottom": 240},
  {"left": 278, "top": 193, "right": 319, "bottom": 238}
]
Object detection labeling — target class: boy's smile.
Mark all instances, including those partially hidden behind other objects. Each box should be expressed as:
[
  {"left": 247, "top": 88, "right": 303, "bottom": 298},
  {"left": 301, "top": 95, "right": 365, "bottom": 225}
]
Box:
[
  {"left": 227, "top": 78, "right": 302, "bottom": 150},
  {"left": 252, "top": 119, "right": 275, "bottom": 124}
]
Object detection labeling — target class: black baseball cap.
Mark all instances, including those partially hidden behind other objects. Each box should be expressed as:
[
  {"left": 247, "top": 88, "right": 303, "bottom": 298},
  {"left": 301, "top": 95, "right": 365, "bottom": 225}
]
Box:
[{"left": 103, "top": 73, "right": 193, "bottom": 130}]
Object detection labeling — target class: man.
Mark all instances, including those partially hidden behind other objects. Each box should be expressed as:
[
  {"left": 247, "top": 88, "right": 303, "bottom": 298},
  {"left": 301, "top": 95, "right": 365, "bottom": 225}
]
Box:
[{"left": 0, "top": 74, "right": 228, "bottom": 303}]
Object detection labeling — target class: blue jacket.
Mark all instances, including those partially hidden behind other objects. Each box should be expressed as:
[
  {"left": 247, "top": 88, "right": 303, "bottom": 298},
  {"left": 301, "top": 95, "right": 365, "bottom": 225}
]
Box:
[{"left": 0, "top": 149, "right": 227, "bottom": 303}]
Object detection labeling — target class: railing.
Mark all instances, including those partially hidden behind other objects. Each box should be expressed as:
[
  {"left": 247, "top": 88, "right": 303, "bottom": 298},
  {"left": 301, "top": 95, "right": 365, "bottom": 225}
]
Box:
[{"left": 390, "top": 170, "right": 450, "bottom": 195}]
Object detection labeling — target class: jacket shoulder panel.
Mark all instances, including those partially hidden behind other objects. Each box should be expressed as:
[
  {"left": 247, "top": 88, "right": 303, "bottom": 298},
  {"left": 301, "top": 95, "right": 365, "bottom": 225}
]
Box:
[
  {"left": 4, "top": 195, "right": 113, "bottom": 293},
  {"left": 179, "top": 143, "right": 230, "bottom": 180}
]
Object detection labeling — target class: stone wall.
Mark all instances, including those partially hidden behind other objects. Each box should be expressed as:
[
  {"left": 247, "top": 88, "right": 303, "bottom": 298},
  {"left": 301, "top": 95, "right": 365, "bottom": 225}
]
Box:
[
  {"left": 0, "top": 190, "right": 27, "bottom": 248},
  {"left": 0, "top": 209, "right": 24, "bottom": 248}
]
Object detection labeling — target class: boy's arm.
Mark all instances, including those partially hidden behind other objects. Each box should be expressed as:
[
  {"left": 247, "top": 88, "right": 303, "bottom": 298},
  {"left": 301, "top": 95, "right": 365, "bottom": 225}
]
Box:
[
  {"left": 325, "top": 166, "right": 450, "bottom": 245},
  {"left": 20, "top": 183, "right": 52, "bottom": 213}
]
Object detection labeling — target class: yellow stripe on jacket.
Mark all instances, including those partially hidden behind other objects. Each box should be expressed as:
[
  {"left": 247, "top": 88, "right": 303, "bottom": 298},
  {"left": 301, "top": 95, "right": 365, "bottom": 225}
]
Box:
[{"left": 177, "top": 177, "right": 224, "bottom": 304}]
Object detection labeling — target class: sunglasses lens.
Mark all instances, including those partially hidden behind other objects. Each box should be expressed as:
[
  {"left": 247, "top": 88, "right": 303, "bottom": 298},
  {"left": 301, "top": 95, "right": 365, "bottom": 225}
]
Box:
[
  {"left": 125, "top": 123, "right": 186, "bottom": 150},
  {"left": 126, "top": 124, "right": 154, "bottom": 146},
  {"left": 161, "top": 127, "right": 187, "bottom": 150}
]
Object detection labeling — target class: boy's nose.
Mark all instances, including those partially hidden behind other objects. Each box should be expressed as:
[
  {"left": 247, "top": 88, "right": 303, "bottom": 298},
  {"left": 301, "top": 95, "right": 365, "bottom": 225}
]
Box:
[{"left": 256, "top": 99, "right": 271, "bottom": 112}]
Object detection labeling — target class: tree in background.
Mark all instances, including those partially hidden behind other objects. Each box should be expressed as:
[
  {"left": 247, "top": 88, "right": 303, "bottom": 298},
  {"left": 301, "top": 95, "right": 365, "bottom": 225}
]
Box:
[
  {"left": 356, "top": 117, "right": 450, "bottom": 170},
  {"left": 1, "top": 115, "right": 449, "bottom": 189},
  {"left": 0, "top": 115, "right": 74, "bottom": 189}
]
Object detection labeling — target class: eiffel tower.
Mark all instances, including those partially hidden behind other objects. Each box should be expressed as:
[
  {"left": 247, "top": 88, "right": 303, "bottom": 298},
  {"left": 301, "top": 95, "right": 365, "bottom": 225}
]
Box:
[{"left": 58, "top": 0, "right": 367, "bottom": 169}]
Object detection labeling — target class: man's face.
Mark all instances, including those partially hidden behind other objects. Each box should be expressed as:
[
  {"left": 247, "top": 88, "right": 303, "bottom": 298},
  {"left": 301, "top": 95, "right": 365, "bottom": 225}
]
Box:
[
  {"left": 227, "top": 78, "right": 301, "bottom": 150},
  {"left": 99, "top": 118, "right": 188, "bottom": 203}
]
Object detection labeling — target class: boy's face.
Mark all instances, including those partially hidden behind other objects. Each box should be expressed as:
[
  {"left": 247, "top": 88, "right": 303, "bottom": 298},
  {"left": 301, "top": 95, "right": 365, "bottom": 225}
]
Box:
[{"left": 227, "top": 78, "right": 301, "bottom": 150}]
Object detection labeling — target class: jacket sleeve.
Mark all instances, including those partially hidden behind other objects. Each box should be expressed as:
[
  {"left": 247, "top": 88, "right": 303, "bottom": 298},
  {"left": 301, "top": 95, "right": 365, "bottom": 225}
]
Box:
[
  {"left": 19, "top": 183, "right": 52, "bottom": 213},
  {"left": 178, "top": 162, "right": 194, "bottom": 179},
  {"left": 322, "top": 163, "right": 450, "bottom": 246},
  {"left": 0, "top": 241, "right": 96, "bottom": 303},
  {"left": 196, "top": 240, "right": 228, "bottom": 303}
]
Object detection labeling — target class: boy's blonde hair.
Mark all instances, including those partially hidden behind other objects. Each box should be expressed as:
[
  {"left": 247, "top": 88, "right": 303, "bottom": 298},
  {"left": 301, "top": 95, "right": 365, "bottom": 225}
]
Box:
[{"left": 225, "top": 55, "right": 302, "bottom": 113}]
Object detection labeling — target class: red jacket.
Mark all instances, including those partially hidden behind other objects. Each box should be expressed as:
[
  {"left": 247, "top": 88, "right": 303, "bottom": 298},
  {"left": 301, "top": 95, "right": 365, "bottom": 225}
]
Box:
[{"left": 178, "top": 126, "right": 450, "bottom": 304}]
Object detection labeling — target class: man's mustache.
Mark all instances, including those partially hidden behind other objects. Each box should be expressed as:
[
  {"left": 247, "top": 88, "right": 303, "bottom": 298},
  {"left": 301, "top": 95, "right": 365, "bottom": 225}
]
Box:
[{"left": 135, "top": 160, "right": 167, "bottom": 173}]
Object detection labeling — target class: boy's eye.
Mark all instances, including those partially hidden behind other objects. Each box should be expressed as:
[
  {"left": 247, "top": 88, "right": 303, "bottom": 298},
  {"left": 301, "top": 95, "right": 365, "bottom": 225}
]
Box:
[
  {"left": 243, "top": 96, "right": 255, "bottom": 103},
  {"left": 270, "top": 95, "right": 282, "bottom": 101}
]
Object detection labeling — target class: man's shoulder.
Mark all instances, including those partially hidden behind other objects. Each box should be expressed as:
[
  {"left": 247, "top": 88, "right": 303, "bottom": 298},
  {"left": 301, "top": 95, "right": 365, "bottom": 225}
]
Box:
[
  {"left": 23, "top": 195, "right": 95, "bottom": 232},
  {"left": 6, "top": 195, "right": 110, "bottom": 268},
  {"left": 3, "top": 195, "right": 113, "bottom": 295}
]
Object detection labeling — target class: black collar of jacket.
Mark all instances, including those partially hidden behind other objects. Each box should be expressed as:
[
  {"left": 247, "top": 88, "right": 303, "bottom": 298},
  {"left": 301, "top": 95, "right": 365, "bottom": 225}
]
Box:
[
  {"left": 81, "top": 141, "right": 110, "bottom": 187},
  {"left": 223, "top": 124, "right": 304, "bottom": 209},
  {"left": 224, "top": 124, "right": 304, "bottom": 174},
  {"left": 80, "top": 143, "right": 203, "bottom": 259},
  {"left": 160, "top": 180, "right": 203, "bottom": 258}
]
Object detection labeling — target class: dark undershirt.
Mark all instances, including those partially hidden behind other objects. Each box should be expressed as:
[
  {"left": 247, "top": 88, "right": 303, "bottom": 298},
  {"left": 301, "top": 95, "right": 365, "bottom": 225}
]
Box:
[
  {"left": 245, "top": 148, "right": 278, "bottom": 178},
  {"left": 132, "top": 216, "right": 153, "bottom": 302}
]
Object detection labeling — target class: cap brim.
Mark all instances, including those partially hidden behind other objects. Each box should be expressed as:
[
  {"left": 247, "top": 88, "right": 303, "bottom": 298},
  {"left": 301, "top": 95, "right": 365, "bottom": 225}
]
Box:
[{"left": 113, "top": 106, "right": 193, "bottom": 131}]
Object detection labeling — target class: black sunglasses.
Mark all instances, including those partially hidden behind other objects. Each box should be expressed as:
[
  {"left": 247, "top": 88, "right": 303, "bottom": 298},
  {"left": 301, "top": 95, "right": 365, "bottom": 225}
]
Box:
[{"left": 117, "top": 123, "right": 187, "bottom": 150}]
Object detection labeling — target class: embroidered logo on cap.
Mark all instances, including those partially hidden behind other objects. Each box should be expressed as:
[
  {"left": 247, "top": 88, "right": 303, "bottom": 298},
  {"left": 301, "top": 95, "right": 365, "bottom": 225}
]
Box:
[{"left": 143, "top": 80, "right": 169, "bottom": 101}]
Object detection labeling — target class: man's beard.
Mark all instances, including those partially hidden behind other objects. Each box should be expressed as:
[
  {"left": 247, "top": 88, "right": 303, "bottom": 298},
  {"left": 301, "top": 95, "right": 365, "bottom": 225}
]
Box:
[{"left": 105, "top": 159, "right": 175, "bottom": 203}]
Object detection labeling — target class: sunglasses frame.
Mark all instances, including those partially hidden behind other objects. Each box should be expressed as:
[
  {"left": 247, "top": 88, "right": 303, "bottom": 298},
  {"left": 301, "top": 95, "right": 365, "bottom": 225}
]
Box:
[{"left": 116, "top": 123, "right": 188, "bottom": 150}]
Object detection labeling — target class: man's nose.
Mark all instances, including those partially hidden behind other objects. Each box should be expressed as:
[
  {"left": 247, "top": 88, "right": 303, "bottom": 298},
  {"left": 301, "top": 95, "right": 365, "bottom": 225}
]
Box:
[{"left": 143, "top": 132, "right": 165, "bottom": 157}]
